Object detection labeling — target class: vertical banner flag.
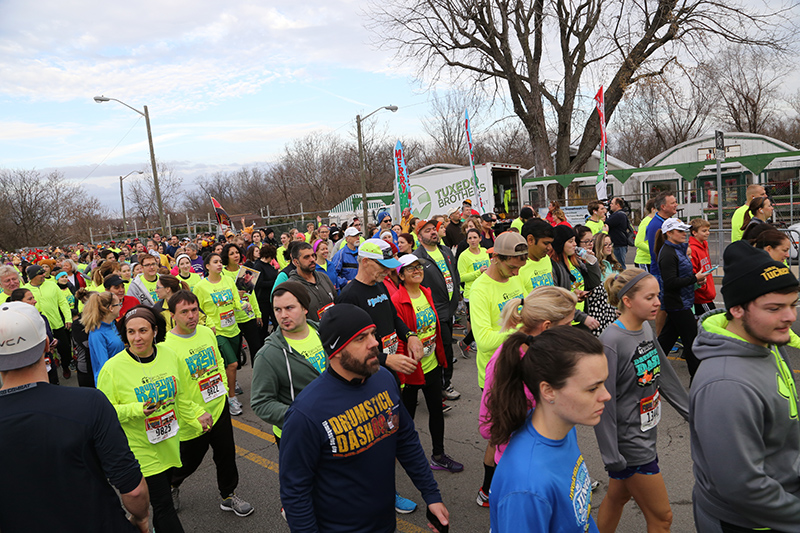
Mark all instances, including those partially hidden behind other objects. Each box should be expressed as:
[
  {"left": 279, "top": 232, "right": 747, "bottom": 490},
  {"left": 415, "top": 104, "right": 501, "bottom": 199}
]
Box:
[
  {"left": 465, "top": 109, "right": 486, "bottom": 214},
  {"left": 594, "top": 86, "right": 609, "bottom": 201},
  {"left": 394, "top": 140, "right": 412, "bottom": 211},
  {"left": 211, "top": 196, "right": 233, "bottom": 234}
]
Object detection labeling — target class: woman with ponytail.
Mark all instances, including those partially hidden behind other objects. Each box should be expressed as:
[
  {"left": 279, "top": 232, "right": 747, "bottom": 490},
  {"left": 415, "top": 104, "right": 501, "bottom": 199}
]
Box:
[
  {"left": 594, "top": 268, "right": 689, "bottom": 533},
  {"left": 740, "top": 196, "right": 773, "bottom": 234},
  {"left": 487, "top": 326, "right": 610, "bottom": 532}
]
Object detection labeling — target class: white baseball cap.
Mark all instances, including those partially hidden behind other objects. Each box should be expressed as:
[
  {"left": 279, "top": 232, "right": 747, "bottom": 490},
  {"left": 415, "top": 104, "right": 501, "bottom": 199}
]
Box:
[
  {"left": 344, "top": 227, "right": 362, "bottom": 238},
  {"left": 0, "top": 302, "right": 47, "bottom": 371},
  {"left": 661, "top": 217, "right": 691, "bottom": 233}
]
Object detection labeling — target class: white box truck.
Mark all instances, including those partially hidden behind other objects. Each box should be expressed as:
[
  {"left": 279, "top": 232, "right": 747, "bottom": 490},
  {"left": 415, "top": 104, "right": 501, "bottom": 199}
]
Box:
[{"left": 394, "top": 162, "right": 525, "bottom": 226}]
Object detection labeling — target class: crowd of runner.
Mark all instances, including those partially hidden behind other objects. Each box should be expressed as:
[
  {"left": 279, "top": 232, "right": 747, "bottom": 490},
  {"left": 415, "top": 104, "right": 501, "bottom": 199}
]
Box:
[{"left": 1, "top": 188, "right": 799, "bottom": 532}]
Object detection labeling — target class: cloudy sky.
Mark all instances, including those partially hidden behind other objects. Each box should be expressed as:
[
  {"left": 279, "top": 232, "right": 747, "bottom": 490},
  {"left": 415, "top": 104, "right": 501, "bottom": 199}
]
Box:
[{"left": 0, "top": 0, "right": 461, "bottom": 213}]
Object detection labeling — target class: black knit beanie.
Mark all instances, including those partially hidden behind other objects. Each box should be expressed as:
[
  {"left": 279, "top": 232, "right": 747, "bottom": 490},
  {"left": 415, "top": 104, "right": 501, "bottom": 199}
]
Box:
[
  {"left": 722, "top": 241, "right": 799, "bottom": 309},
  {"left": 318, "top": 303, "right": 375, "bottom": 358},
  {"left": 271, "top": 281, "right": 311, "bottom": 311},
  {"left": 552, "top": 225, "right": 577, "bottom": 255}
]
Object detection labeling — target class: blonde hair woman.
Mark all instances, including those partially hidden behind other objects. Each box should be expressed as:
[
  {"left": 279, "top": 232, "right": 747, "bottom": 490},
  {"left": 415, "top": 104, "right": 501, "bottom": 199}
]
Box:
[{"left": 82, "top": 291, "right": 124, "bottom": 385}]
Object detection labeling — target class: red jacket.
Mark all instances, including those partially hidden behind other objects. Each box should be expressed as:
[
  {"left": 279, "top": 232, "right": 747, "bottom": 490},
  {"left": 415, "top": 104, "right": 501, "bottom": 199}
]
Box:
[
  {"left": 391, "top": 284, "right": 447, "bottom": 386},
  {"left": 689, "top": 236, "right": 716, "bottom": 304}
]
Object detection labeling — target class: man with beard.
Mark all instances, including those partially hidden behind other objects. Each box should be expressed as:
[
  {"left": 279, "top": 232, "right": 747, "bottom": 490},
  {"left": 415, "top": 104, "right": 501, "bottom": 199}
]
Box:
[
  {"left": 691, "top": 241, "right": 800, "bottom": 532},
  {"left": 288, "top": 242, "right": 336, "bottom": 320},
  {"left": 279, "top": 304, "right": 449, "bottom": 533}
]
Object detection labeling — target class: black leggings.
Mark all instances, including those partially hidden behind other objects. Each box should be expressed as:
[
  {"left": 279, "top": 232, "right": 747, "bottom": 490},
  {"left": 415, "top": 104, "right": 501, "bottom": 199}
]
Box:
[
  {"left": 462, "top": 301, "right": 474, "bottom": 345},
  {"left": 146, "top": 471, "right": 184, "bottom": 533},
  {"left": 658, "top": 309, "right": 699, "bottom": 379},
  {"left": 238, "top": 319, "right": 264, "bottom": 366},
  {"left": 53, "top": 327, "right": 72, "bottom": 368},
  {"left": 170, "top": 405, "right": 239, "bottom": 498},
  {"left": 401, "top": 365, "right": 445, "bottom": 457}
]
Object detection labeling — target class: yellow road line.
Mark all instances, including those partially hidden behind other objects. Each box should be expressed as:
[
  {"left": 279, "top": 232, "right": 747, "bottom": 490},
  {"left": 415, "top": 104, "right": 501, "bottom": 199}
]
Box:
[
  {"left": 232, "top": 419, "right": 275, "bottom": 443},
  {"left": 233, "top": 420, "right": 428, "bottom": 533}
]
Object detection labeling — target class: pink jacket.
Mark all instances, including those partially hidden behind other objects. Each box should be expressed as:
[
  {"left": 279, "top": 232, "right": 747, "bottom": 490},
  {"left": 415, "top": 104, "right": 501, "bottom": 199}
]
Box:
[{"left": 479, "top": 344, "right": 536, "bottom": 464}]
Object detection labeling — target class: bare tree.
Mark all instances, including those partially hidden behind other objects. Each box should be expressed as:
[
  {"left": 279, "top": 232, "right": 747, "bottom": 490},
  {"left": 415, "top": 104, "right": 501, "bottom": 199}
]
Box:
[
  {"left": 611, "top": 68, "right": 713, "bottom": 166},
  {"left": 126, "top": 161, "right": 184, "bottom": 226},
  {"left": 421, "top": 90, "right": 487, "bottom": 164},
  {"left": 368, "top": 0, "right": 794, "bottom": 177},
  {"left": 0, "top": 169, "right": 107, "bottom": 249}
]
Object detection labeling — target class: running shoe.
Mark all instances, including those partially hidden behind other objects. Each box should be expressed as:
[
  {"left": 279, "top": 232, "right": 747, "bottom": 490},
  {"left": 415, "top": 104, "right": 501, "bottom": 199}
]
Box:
[
  {"left": 442, "top": 386, "right": 461, "bottom": 401},
  {"left": 476, "top": 487, "right": 490, "bottom": 507},
  {"left": 280, "top": 507, "right": 286, "bottom": 521},
  {"left": 228, "top": 397, "right": 243, "bottom": 416},
  {"left": 441, "top": 401, "right": 453, "bottom": 414},
  {"left": 395, "top": 493, "right": 417, "bottom": 514},
  {"left": 62, "top": 366, "right": 71, "bottom": 379},
  {"left": 430, "top": 453, "right": 464, "bottom": 473},
  {"left": 171, "top": 487, "right": 180, "bottom": 511},
  {"left": 458, "top": 340, "right": 471, "bottom": 358},
  {"left": 220, "top": 494, "right": 254, "bottom": 517},
  {"left": 235, "top": 381, "right": 244, "bottom": 395}
]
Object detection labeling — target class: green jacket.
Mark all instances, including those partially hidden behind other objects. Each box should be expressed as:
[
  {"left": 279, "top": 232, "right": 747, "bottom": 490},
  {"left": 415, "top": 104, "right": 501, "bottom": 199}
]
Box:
[
  {"left": 23, "top": 280, "right": 71, "bottom": 330},
  {"left": 250, "top": 320, "right": 324, "bottom": 430}
]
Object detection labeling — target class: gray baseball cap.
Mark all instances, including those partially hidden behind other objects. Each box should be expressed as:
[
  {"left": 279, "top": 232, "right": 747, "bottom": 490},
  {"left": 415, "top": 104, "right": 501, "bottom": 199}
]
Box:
[{"left": 0, "top": 302, "right": 47, "bottom": 371}]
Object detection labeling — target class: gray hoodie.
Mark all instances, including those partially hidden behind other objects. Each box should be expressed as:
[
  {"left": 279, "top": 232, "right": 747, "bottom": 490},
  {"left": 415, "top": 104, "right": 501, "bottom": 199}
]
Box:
[
  {"left": 595, "top": 322, "right": 689, "bottom": 472},
  {"left": 126, "top": 273, "right": 156, "bottom": 306},
  {"left": 691, "top": 309, "right": 800, "bottom": 530}
]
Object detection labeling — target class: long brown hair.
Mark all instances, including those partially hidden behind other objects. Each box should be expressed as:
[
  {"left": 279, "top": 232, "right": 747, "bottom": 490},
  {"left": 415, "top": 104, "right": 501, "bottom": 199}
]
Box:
[
  {"left": 742, "top": 197, "right": 770, "bottom": 230},
  {"left": 486, "top": 326, "right": 603, "bottom": 446}
]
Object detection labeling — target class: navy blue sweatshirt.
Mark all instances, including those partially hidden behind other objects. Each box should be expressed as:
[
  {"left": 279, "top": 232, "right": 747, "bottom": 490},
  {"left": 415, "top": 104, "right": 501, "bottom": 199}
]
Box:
[{"left": 279, "top": 366, "right": 442, "bottom": 532}]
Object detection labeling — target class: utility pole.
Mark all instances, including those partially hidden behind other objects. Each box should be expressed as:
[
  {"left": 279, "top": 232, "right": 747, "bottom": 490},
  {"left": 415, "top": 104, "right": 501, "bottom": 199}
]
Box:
[
  {"left": 120, "top": 176, "right": 127, "bottom": 233},
  {"left": 357, "top": 114, "right": 368, "bottom": 226},
  {"left": 144, "top": 105, "right": 166, "bottom": 234}
]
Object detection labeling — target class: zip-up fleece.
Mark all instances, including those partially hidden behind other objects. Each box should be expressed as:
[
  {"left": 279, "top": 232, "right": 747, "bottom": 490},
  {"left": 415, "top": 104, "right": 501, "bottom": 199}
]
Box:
[
  {"left": 250, "top": 321, "right": 324, "bottom": 431},
  {"left": 658, "top": 241, "right": 696, "bottom": 311},
  {"left": 691, "top": 310, "right": 800, "bottom": 530},
  {"left": 127, "top": 274, "right": 156, "bottom": 306}
]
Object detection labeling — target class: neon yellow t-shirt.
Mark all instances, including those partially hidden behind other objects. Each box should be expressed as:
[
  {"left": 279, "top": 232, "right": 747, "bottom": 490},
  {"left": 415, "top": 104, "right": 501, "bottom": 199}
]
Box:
[
  {"left": 96, "top": 344, "right": 206, "bottom": 477},
  {"left": 222, "top": 267, "right": 262, "bottom": 324},
  {"left": 285, "top": 328, "right": 328, "bottom": 374},
  {"left": 164, "top": 325, "right": 229, "bottom": 440},
  {"left": 731, "top": 203, "right": 749, "bottom": 243},
  {"left": 469, "top": 273, "right": 524, "bottom": 388},
  {"left": 193, "top": 276, "right": 242, "bottom": 338},
  {"left": 178, "top": 272, "right": 202, "bottom": 292},
  {"left": 427, "top": 247, "right": 454, "bottom": 298},
  {"left": 510, "top": 217, "right": 524, "bottom": 233},
  {"left": 634, "top": 215, "right": 653, "bottom": 265},
  {"left": 276, "top": 247, "right": 289, "bottom": 269},
  {"left": 585, "top": 219, "right": 605, "bottom": 235},
  {"left": 518, "top": 256, "right": 554, "bottom": 295},
  {"left": 411, "top": 293, "right": 438, "bottom": 374},
  {"left": 139, "top": 276, "right": 159, "bottom": 304},
  {"left": 457, "top": 247, "right": 490, "bottom": 300},
  {"left": 569, "top": 262, "right": 586, "bottom": 316}
]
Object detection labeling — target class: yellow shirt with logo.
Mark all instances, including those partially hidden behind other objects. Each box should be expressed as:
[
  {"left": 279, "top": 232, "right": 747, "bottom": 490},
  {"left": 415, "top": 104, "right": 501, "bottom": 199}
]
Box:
[
  {"left": 96, "top": 344, "right": 206, "bottom": 477},
  {"left": 411, "top": 293, "right": 438, "bottom": 374},
  {"left": 519, "top": 256, "right": 554, "bottom": 295},
  {"left": 193, "top": 276, "right": 242, "bottom": 338},
  {"left": 164, "top": 325, "right": 229, "bottom": 440},
  {"left": 457, "top": 247, "right": 490, "bottom": 300}
]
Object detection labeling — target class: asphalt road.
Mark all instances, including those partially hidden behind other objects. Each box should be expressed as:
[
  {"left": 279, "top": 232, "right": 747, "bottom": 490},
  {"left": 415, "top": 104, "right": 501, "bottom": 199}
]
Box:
[{"left": 53, "top": 317, "right": 800, "bottom": 533}]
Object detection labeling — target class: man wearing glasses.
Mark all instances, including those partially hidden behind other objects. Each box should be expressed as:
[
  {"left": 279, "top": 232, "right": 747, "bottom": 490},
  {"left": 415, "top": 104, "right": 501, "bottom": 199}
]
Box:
[{"left": 377, "top": 212, "right": 398, "bottom": 245}]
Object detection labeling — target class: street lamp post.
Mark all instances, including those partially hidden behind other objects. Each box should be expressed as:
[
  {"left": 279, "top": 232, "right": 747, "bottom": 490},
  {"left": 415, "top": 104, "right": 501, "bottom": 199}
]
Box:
[
  {"left": 94, "top": 95, "right": 167, "bottom": 234},
  {"left": 356, "top": 105, "right": 398, "bottom": 227},
  {"left": 120, "top": 170, "right": 144, "bottom": 233}
]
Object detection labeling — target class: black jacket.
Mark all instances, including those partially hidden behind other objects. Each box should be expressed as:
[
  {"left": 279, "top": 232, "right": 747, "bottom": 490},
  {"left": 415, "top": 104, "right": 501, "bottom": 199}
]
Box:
[
  {"left": 606, "top": 210, "right": 630, "bottom": 247},
  {"left": 413, "top": 244, "right": 460, "bottom": 321}
]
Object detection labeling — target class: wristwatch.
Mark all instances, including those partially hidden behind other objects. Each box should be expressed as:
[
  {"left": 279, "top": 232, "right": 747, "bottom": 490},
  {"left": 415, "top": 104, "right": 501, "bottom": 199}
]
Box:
[{"left": 405, "top": 331, "right": 418, "bottom": 341}]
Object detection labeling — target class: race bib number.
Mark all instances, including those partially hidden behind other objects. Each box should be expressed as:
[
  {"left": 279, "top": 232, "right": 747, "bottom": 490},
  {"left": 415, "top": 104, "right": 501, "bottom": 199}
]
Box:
[
  {"left": 640, "top": 389, "right": 661, "bottom": 432},
  {"left": 317, "top": 302, "right": 334, "bottom": 319},
  {"left": 423, "top": 336, "right": 436, "bottom": 356},
  {"left": 145, "top": 409, "right": 179, "bottom": 444},
  {"left": 444, "top": 274, "right": 453, "bottom": 294},
  {"left": 220, "top": 309, "right": 235, "bottom": 328},
  {"left": 382, "top": 332, "right": 398, "bottom": 356},
  {"left": 199, "top": 373, "right": 226, "bottom": 403}
]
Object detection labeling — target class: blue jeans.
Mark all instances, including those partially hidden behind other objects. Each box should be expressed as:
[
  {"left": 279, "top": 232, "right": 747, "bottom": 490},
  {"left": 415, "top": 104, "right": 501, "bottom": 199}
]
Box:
[{"left": 613, "top": 245, "right": 628, "bottom": 267}]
